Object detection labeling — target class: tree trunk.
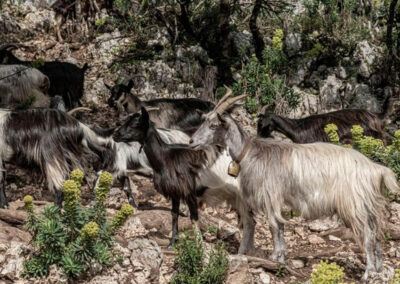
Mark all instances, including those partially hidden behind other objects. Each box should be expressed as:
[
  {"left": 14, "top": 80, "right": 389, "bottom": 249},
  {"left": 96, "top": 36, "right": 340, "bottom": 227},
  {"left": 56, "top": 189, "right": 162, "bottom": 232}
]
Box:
[
  {"left": 215, "top": 0, "right": 234, "bottom": 84},
  {"left": 250, "top": 0, "right": 265, "bottom": 62},
  {"left": 386, "top": 0, "right": 399, "bottom": 95}
]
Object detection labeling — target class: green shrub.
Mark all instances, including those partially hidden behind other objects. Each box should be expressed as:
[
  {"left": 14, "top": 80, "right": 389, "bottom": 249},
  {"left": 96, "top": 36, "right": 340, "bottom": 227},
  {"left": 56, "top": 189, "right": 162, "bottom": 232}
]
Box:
[
  {"left": 22, "top": 170, "right": 134, "bottom": 279},
  {"left": 309, "top": 260, "right": 346, "bottom": 284},
  {"left": 324, "top": 124, "right": 400, "bottom": 179},
  {"left": 233, "top": 29, "right": 299, "bottom": 114},
  {"left": 170, "top": 230, "right": 229, "bottom": 284}
]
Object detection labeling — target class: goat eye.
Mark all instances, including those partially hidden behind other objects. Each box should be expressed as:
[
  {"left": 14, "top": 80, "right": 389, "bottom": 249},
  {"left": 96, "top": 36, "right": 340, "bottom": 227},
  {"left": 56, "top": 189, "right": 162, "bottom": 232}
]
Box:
[{"left": 210, "top": 124, "right": 218, "bottom": 130}]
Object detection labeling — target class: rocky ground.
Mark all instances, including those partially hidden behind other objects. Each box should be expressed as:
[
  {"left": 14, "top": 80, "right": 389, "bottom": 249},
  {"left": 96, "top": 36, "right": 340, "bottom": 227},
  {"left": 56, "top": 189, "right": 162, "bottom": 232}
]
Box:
[{"left": 1, "top": 2, "right": 400, "bottom": 283}]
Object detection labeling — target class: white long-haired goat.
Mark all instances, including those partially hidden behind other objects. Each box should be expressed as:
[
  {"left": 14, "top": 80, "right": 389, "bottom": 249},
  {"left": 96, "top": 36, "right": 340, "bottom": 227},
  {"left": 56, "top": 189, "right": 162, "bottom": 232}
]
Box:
[{"left": 189, "top": 88, "right": 399, "bottom": 281}]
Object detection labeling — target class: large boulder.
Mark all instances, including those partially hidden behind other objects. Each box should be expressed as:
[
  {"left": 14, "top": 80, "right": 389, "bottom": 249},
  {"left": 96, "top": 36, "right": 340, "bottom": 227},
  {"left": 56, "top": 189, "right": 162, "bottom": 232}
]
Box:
[
  {"left": 353, "top": 40, "right": 381, "bottom": 78},
  {"left": 319, "top": 75, "right": 343, "bottom": 110},
  {"left": 349, "top": 83, "right": 380, "bottom": 112}
]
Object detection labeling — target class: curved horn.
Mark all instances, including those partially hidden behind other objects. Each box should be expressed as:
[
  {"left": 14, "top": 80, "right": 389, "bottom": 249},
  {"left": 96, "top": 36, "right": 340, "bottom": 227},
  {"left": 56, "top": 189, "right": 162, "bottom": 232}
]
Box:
[
  {"left": 216, "top": 94, "right": 248, "bottom": 114},
  {"left": 260, "top": 104, "right": 271, "bottom": 114},
  {"left": 214, "top": 85, "right": 232, "bottom": 110},
  {"left": 0, "top": 44, "right": 19, "bottom": 51},
  {"left": 67, "top": 107, "right": 92, "bottom": 115}
]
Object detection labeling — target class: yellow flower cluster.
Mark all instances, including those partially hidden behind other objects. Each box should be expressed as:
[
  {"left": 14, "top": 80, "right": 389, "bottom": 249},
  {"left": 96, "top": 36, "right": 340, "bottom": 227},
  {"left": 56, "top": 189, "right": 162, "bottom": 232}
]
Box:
[
  {"left": 62, "top": 180, "right": 81, "bottom": 208},
  {"left": 23, "top": 195, "right": 34, "bottom": 213},
  {"left": 350, "top": 125, "right": 364, "bottom": 147},
  {"left": 111, "top": 204, "right": 134, "bottom": 231},
  {"left": 390, "top": 268, "right": 400, "bottom": 284},
  {"left": 310, "top": 260, "right": 345, "bottom": 284},
  {"left": 358, "top": 136, "right": 384, "bottom": 159},
  {"left": 81, "top": 221, "right": 99, "bottom": 241},
  {"left": 324, "top": 123, "right": 340, "bottom": 144},
  {"left": 272, "top": 29, "right": 284, "bottom": 51},
  {"left": 96, "top": 171, "right": 113, "bottom": 204},
  {"left": 70, "top": 169, "right": 84, "bottom": 187},
  {"left": 392, "top": 130, "right": 400, "bottom": 149}
]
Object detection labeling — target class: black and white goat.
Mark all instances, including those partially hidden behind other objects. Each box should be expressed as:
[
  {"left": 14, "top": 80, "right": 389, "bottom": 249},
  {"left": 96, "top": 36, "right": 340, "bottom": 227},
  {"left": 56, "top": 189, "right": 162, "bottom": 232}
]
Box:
[
  {"left": 112, "top": 107, "right": 255, "bottom": 253},
  {"left": 0, "top": 44, "right": 88, "bottom": 110},
  {"left": 0, "top": 108, "right": 109, "bottom": 208},
  {"left": 105, "top": 80, "right": 215, "bottom": 135},
  {"left": 92, "top": 126, "right": 190, "bottom": 207},
  {"left": 190, "top": 91, "right": 400, "bottom": 281}
]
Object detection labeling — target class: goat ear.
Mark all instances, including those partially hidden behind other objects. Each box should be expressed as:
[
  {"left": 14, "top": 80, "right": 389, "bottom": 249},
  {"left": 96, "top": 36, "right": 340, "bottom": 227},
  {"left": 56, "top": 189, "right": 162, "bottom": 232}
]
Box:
[{"left": 127, "top": 80, "right": 134, "bottom": 91}]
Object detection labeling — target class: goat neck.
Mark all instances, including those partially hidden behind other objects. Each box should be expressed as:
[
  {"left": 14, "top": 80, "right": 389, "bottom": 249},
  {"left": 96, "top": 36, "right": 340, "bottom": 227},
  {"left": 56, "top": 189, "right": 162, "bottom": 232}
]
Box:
[
  {"left": 270, "top": 115, "right": 299, "bottom": 142},
  {"left": 141, "top": 125, "right": 166, "bottom": 172},
  {"left": 224, "top": 116, "right": 250, "bottom": 162}
]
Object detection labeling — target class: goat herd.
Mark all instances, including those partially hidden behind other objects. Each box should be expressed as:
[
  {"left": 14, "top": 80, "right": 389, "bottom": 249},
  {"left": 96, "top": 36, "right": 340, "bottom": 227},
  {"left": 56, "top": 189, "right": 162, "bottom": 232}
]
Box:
[{"left": 0, "top": 44, "right": 399, "bottom": 281}]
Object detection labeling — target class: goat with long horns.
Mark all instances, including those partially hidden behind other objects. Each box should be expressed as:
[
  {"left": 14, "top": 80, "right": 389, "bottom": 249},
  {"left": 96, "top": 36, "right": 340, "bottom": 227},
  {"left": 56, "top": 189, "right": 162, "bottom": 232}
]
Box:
[{"left": 189, "top": 89, "right": 399, "bottom": 281}]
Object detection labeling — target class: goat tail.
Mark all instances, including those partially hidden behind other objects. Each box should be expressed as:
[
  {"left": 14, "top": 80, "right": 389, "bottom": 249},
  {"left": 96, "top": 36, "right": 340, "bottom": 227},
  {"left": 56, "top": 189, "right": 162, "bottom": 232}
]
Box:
[{"left": 382, "top": 167, "right": 400, "bottom": 195}]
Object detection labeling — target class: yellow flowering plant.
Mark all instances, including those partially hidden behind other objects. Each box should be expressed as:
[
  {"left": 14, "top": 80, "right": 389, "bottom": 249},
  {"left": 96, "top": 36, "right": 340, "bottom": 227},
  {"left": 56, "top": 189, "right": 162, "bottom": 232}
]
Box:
[
  {"left": 325, "top": 124, "right": 400, "bottom": 180},
  {"left": 22, "top": 170, "right": 129, "bottom": 279}
]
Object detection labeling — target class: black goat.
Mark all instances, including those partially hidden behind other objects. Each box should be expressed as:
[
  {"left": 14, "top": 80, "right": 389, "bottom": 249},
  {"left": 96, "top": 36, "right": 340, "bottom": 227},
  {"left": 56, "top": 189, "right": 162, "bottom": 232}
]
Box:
[
  {"left": 0, "top": 108, "right": 109, "bottom": 208},
  {"left": 257, "top": 109, "right": 385, "bottom": 144},
  {"left": 0, "top": 44, "right": 88, "bottom": 110},
  {"left": 113, "top": 107, "right": 219, "bottom": 247},
  {"left": 105, "top": 80, "right": 215, "bottom": 135}
]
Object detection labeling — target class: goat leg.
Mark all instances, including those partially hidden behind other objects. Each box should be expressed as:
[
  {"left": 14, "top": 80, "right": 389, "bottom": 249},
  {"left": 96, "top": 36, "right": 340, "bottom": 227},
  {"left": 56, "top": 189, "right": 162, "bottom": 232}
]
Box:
[
  {"left": 121, "top": 176, "right": 137, "bottom": 208},
  {"left": 269, "top": 217, "right": 286, "bottom": 263},
  {"left": 0, "top": 169, "right": 8, "bottom": 209},
  {"left": 238, "top": 210, "right": 256, "bottom": 254},
  {"left": 168, "top": 198, "right": 180, "bottom": 249}
]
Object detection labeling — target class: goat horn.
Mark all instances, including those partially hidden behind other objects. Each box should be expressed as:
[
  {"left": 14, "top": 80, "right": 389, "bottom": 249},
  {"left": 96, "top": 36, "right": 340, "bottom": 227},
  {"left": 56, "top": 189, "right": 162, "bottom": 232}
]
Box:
[
  {"left": 214, "top": 85, "right": 232, "bottom": 110},
  {"left": 216, "top": 94, "right": 248, "bottom": 114},
  {"left": 0, "top": 44, "right": 19, "bottom": 51},
  {"left": 145, "top": 107, "right": 160, "bottom": 112},
  {"left": 260, "top": 104, "right": 271, "bottom": 114},
  {"left": 67, "top": 107, "right": 92, "bottom": 115}
]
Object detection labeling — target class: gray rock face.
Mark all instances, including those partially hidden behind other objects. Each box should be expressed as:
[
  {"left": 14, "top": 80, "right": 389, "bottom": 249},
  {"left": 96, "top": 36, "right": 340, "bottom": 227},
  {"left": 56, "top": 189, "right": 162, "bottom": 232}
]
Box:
[
  {"left": 285, "top": 33, "right": 302, "bottom": 57},
  {"left": 319, "top": 75, "right": 343, "bottom": 110},
  {"left": 0, "top": 12, "right": 21, "bottom": 34},
  {"left": 349, "top": 83, "right": 380, "bottom": 112},
  {"left": 128, "top": 239, "right": 163, "bottom": 283},
  {"left": 354, "top": 40, "right": 381, "bottom": 78}
]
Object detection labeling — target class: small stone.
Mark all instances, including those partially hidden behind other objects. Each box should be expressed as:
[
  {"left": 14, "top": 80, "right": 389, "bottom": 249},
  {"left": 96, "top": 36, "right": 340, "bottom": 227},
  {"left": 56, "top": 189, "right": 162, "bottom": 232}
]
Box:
[
  {"left": 294, "top": 226, "right": 305, "bottom": 238},
  {"left": 259, "top": 272, "right": 271, "bottom": 284},
  {"left": 308, "top": 234, "right": 325, "bottom": 244},
  {"left": 290, "top": 259, "right": 305, "bottom": 269},
  {"left": 388, "top": 247, "right": 397, "bottom": 258},
  {"left": 122, "top": 258, "right": 131, "bottom": 267},
  {"left": 328, "top": 235, "right": 341, "bottom": 242}
]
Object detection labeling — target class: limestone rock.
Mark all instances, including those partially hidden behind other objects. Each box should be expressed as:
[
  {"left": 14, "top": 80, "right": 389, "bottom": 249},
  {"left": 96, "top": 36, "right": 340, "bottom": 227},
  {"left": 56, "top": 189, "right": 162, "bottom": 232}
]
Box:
[{"left": 226, "top": 255, "right": 254, "bottom": 284}]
